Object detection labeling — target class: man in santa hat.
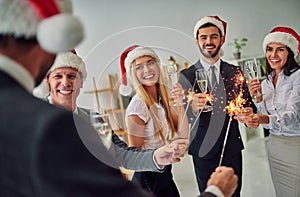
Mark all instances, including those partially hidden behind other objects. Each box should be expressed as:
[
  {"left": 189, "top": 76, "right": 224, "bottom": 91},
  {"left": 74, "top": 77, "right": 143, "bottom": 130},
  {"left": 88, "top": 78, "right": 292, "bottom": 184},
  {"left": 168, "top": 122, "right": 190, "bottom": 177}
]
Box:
[
  {"left": 179, "top": 15, "right": 256, "bottom": 197},
  {"left": 0, "top": 0, "right": 153, "bottom": 196}
]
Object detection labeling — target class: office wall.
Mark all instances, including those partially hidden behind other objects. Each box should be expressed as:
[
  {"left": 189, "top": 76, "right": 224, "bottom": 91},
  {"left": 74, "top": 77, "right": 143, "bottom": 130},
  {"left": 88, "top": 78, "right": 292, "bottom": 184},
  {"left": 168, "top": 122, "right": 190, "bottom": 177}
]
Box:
[{"left": 72, "top": 0, "right": 300, "bottom": 108}]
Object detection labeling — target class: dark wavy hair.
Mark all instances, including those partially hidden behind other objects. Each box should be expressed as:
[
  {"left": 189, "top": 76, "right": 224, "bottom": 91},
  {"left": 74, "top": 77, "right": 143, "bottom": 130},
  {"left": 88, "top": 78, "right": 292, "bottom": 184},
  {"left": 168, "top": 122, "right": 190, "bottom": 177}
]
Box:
[
  {"left": 196, "top": 23, "right": 223, "bottom": 39},
  {"left": 266, "top": 46, "right": 300, "bottom": 80}
]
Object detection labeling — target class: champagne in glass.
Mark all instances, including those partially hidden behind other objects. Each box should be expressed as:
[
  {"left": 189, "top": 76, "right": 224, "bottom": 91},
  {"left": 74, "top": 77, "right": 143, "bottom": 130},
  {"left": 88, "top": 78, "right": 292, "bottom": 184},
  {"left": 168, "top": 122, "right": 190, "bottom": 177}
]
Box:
[
  {"left": 195, "top": 69, "right": 213, "bottom": 112},
  {"left": 244, "top": 59, "right": 261, "bottom": 97},
  {"left": 90, "top": 109, "right": 112, "bottom": 150},
  {"left": 166, "top": 64, "right": 184, "bottom": 106},
  {"left": 197, "top": 79, "right": 208, "bottom": 93}
]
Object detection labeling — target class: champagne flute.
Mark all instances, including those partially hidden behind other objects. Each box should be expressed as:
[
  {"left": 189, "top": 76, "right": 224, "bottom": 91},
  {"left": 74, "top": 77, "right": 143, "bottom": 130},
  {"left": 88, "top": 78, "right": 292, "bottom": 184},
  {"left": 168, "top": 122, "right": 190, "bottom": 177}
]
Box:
[
  {"left": 195, "top": 69, "right": 213, "bottom": 112},
  {"left": 166, "top": 64, "right": 184, "bottom": 106},
  {"left": 90, "top": 109, "right": 112, "bottom": 150},
  {"left": 244, "top": 59, "right": 261, "bottom": 97}
]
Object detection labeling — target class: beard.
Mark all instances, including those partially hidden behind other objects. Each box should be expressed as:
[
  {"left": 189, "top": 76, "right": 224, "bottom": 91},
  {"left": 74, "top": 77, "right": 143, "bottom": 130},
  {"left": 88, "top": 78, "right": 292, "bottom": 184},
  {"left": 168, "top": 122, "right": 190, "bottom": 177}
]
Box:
[{"left": 198, "top": 43, "right": 221, "bottom": 59}]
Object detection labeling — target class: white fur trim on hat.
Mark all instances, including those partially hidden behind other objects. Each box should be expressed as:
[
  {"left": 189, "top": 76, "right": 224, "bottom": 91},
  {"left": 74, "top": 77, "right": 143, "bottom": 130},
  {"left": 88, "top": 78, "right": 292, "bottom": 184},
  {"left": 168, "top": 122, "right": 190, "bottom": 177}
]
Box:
[
  {"left": 0, "top": 0, "right": 40, "bottom": 38},
  {"left": 33, "top": 79, "right": 49, "bottom": 98},
  {"left": 33, "top": 52, "right": 87, "bottom": 98},
  {"left": 48, "top": 52, "right": 87, "bottom": 80},
  {"left": 194, "top": 16, "right": 224, "bottom": 38},
  {"left": 263, "top": 32, "right": 299, "bottom": 57},
  {"left": 124, "top": 46, "right": 160, "bottom": 75},
  {"left": 0, "top": 0, "right": 84, "bottom": 53}
]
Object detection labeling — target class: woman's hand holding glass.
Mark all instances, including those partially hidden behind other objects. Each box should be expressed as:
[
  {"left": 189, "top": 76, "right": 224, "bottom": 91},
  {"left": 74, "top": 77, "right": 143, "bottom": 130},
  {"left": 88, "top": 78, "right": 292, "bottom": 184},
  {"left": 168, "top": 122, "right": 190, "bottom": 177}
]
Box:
[
  {"left": 248, "top": 79, "right": 263, "bottom": 102},
  {"left": 170, "top": 83, "right": 185, "bottom": 106},
  {"left": 244, "top": 59, "right": 262, "bottom": 99}
]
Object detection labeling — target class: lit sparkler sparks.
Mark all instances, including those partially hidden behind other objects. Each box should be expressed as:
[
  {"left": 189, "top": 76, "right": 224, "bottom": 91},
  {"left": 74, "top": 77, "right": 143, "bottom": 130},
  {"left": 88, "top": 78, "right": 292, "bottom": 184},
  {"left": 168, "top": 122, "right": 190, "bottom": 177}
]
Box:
[
  {"left": 219, "top": 72, "right": 247, "bottom": 166},
  {"left": 186, "top": 88, "right": 195, "bottom": 102},
  {"left": 225, "top": 91, "right": 246, "bottom": 116}
]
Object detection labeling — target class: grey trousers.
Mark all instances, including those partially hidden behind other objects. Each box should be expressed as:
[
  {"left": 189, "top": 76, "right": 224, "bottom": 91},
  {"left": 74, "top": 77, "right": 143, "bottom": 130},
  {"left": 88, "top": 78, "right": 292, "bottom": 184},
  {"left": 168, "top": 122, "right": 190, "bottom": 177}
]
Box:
[{"left": 267, "top": 134, "right": 300, "bottom": 197}]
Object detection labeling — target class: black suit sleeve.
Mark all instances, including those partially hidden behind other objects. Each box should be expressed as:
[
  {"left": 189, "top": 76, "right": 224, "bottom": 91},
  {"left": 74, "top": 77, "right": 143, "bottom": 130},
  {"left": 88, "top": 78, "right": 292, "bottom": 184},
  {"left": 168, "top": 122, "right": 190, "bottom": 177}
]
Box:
[{"left": 199, "top": 192, "right": 217, "bottom": 197}]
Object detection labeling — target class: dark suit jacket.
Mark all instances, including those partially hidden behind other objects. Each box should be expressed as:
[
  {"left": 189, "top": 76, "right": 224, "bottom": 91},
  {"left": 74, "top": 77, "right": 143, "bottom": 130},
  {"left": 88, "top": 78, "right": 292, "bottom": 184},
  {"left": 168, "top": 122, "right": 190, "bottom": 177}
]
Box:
[
  {"left": 180, "top": 60, "right": 256, "bottom": 160},
  {"left": 0, "top": 71, "right": 152, "bottom": 197}
]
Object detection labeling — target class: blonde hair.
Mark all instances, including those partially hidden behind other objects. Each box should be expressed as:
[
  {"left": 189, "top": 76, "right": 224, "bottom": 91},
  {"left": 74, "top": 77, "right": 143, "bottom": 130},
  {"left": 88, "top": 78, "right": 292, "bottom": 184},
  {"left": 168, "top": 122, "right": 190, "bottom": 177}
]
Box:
[{"left": 130, "top": 56, "right": 177, "bottom": 142}]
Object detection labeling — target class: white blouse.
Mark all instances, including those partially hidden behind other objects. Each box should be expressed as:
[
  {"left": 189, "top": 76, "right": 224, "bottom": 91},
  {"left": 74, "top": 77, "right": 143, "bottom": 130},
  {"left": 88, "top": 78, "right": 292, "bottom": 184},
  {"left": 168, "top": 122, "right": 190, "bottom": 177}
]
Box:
[
  {"left": 256, "top": 69, "right": 300, "bottom": 136},
  {"left": 126, "top": 94, "right": 172, "bottom": 149}
]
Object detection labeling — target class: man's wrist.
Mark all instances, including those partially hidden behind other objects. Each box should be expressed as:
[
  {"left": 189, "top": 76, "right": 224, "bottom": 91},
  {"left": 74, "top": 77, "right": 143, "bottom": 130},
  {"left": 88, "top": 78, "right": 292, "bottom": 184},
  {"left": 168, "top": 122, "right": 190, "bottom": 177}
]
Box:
[{"left": 204, "top": 185, "right": 224, "bottom": 197}]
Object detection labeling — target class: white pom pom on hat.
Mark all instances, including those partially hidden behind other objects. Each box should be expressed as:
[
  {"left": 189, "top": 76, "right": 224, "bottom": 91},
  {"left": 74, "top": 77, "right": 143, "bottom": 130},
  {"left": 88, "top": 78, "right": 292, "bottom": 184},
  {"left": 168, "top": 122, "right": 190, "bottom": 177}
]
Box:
[
  {"left": 194, "top": 15, "right": 227, "bottom": 42},
  {"left": 119, "top": 45, "right": 160, "bottom": 96},
  {"left": 263, "top": 26, "right": 300, "bottom": 58},
  {"left": 33, "top": 50, "right": 87, "bottom": 98},
  {"left": 0, "top": 0, "right": 84, "bottom": 53}
]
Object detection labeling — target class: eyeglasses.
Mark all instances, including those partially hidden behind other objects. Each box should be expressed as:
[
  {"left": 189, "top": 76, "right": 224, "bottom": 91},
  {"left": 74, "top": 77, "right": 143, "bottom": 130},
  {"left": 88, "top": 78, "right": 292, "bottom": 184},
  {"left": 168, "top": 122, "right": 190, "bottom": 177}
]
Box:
[{"left": 134, "top": 60, "right": 157, "bottom": 71}]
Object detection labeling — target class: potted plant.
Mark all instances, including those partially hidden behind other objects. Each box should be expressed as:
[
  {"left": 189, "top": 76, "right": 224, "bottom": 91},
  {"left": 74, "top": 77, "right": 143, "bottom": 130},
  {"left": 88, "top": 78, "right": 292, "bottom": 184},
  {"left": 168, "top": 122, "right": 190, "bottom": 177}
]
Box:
[{"left": 230, "top": 38, "right": 248, "bottom": 59}]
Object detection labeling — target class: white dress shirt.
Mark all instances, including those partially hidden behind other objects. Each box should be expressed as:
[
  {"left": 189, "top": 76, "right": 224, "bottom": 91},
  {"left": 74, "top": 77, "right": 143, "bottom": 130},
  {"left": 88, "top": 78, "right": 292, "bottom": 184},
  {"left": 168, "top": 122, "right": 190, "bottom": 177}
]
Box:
[
  {"left": 257, "top": 69, "right": 300, "bottom": 136},
  {"left": 200, "top": 58, "right": 220, "bottom": 85}
]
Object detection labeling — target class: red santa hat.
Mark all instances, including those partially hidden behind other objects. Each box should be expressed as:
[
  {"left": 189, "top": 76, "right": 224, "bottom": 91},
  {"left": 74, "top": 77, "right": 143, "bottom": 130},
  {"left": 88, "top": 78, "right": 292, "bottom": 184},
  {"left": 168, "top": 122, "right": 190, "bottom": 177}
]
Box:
[
  {"left": 119, "top": 45, "right": 160, "bottom": 96},
  {"left": 263, "top": 26, "right": 300, "bottom": 57},
  {"left": 194, "top": 15, "right": 227, "bottom": 42},
  {"left": 0, "top": 0, "right": 84, "bottom": 53},
  {"left": 33, "top": 50, "right": 87, "bottom": 98}
]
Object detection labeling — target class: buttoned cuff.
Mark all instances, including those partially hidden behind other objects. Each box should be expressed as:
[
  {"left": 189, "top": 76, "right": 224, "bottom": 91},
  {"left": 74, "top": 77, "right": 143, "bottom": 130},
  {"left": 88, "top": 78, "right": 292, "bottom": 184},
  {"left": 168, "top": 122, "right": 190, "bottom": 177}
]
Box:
[
  {"left": 204, "top": 185, "right": 224, "bottom": 197},
  {"left": 152, "top": 152, "right": 165, "bottom": 171}
]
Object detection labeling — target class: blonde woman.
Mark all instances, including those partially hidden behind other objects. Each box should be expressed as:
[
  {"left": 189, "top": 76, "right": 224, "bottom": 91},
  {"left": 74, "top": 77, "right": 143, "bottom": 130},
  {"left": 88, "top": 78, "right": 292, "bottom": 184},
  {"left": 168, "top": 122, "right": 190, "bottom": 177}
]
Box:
[{"left": 119, "top": 45, "right": 189, "bottom": 196}]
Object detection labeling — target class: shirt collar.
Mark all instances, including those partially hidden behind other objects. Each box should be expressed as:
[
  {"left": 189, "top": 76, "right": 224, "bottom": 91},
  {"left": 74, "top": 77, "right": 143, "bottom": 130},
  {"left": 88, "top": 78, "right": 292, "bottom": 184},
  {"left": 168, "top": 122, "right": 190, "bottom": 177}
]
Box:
[
  {"left": 268, "top": 70, "right": 285, "bottom": 81},
  {"left": 0, "top": 54, "right": 34, "bottom": 92},
  {"left": 200, "top": 58, "right": 221, "bottom": 72}
]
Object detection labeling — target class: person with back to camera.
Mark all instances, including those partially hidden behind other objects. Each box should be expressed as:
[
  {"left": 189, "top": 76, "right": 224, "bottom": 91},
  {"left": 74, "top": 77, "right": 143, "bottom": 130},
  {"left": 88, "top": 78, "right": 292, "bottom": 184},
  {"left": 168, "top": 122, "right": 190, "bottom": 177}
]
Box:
[
  {"left": 0, "top": 0, "right": 156, "bottom": 196},
  {"left": 235, "top": 26, "right": 300, "bottom": 197}
]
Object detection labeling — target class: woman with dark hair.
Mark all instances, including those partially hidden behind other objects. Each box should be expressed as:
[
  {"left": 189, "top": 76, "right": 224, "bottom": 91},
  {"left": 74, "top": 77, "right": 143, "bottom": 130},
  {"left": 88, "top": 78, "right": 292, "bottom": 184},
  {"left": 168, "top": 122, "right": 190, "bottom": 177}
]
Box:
[{"left": 237, "top": 26, "right": 300, "bottom": 196}]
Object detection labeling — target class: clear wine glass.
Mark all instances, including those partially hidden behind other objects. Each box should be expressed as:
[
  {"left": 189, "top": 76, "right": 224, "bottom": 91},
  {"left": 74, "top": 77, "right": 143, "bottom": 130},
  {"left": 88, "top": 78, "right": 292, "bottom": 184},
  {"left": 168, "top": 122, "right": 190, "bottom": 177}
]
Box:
[
  {"left": 244, "top": 59, "right": 261, "bottom": 97},
  {"left": 166, "top": 64, "right": 184, "bottom": 106},
  {"left": 195, "top": 69, "right": 213, "bottom": 112},
  {"left": 90, "top": 109, "right": 112, "bottom": 150}
]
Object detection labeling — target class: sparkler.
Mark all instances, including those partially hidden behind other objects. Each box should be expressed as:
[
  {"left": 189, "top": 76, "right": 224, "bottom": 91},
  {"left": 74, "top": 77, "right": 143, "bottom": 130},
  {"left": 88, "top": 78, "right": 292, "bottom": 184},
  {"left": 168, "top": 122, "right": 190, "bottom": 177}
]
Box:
[
  {"left": 190, "top": 86, "right": 215, "bottom": 132},
  {"left": 177, "top": 89, "right": 194, "bottom": 135},
  {"left": 173, "top": 72, "right": 248, "bottom": 166},
  {"left": 219, "top": 73, "right": 246, "bottom": 166}
]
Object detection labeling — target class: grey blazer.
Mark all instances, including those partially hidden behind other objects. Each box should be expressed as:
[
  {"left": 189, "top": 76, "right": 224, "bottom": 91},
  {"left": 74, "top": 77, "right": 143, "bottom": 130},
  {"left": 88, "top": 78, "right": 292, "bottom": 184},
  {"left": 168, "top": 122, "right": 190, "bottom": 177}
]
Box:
[{"left": 43, "top": 97, "right": 163, "bottom": 172}]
